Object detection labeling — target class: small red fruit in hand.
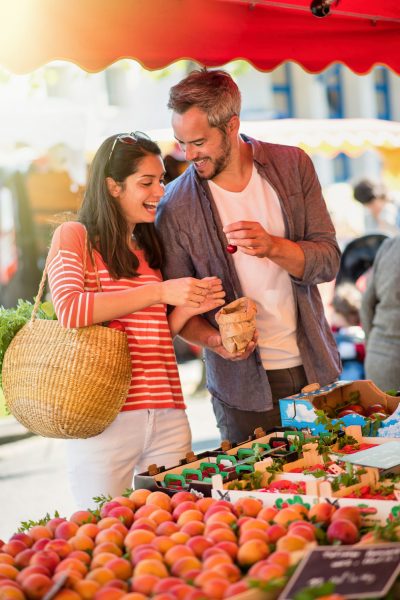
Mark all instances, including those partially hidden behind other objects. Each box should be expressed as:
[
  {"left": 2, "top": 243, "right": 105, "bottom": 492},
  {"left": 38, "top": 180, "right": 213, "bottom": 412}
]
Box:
[
  {"left": 108, "top": 320, "right": 125, "bottom": 331},
  {"left": 226, "top": 244, "right": 237, "bottom": 254}
]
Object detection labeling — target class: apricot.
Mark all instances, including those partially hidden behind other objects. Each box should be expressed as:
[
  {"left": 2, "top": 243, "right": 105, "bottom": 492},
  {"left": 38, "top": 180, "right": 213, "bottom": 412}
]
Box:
[
  {"left": 1, "top": 540, "right": 27, "bottom": 557},
  {"left": 267, "top": 550, "right": 291, "bottom": 569},
  {"left": 171, "top": 555, "right": 202, "bottom": 577},
  {"left": 200, "top": 575, "right": 230, "bottom": 599},
  {"left": 95, "top": 529, "right": 124, "bottom": 548},
  {"left": 130, "top": 548, "right": 163, "bottom": 566},
  {"left": 205, "top": 510, "right": 237, "bottom": 527},
  {"left": 0, "top": 554, "right": 16, "bottom": 566},
  {"left": 14, "top": 549, "right": 36, "bottom": 569},
  {"left": 70, "top": 510, "right": 97, "bottom": 526},
  {"left": 164, "top": 544, "right": 194, "bottom": 567},
  {"left": 0, "top": 585, "right": 25, "bottom": 600},
  {"left": 91, "top": 588, "right": 125, "bottom": 600},
  {"left": 85, "top": 567, "right": 115, "bottom": 585},
  {"left": 120, "top": 594, "right": 147, "bottom": 600},
  {"left": 180, "top": 520, "right": 205, "bottom": 537},
  {"left": 308, "top": 502, "right": 336, "bottom": 525},
  {"left": 16, "top": 566, "right": 50, "bottom": 585},
  {"left": 96, "top": 517, "right": 121, "bottom": 531},
  {"left": 105, "top": 557, "right": 132, "bottom": 580},
  {"left": 186, "top": 535, "right": 214, "bottom": 558},
  {"left": 30, "top": 550, "right": 60, "bottom": 574},
  {"left": 148, "top": 509, "right": 173, "bottom": 526},
  {"left": 110, "top": 523, "right": 128, "bottom": 538},
  {"left": 68, "top": 534, "right": 94, "bottom": 553},
  {"left": 240, "top": 517, "right": 268, "bottom": 532},
  {"left": 195, "top": 497, "right": 216, "bottom": 514},
  {"left": 169, "top": 531, "right": 189, "bottom": 544},
  {"left": 257, "top": 506, "right": 278, "bottom": 522},
  {"left": 28, "top": 526, "right": 53, "bottom": 542},
  {"left": 237, "top": 539, "right": 270, "bottom": 567},
  {"left": 46, "top": 518, "right": 67, "bottom": 536},
  {"left": 108, "top": 506, "right": 134, "bottom": 528},
  {"left": 203, "top": 553, "right": 232, "bottom": 570},
  {"left": 288, "top": 522, "right": 316, "bottom": 541},
  {"left": 170, "top": 491, "right": 197, "bottom": 509},
  {"left": 223, "top": 580, "right": 250, "bottom": 597},
  {"left": 330, "top": 506, "right": 361, "bottom": 528},
  {"left": 130, "top": 517, "right": 157, "bottom": 533},
  {"left": 54, "top": 521, "right": 79, "bottom": 540},
  {"left": 52, "top": 570, "right": 83, "bottom": 588},
  {"left": 176, "top": 509, "right": 204, "bottom": 527},
  {"left": 0, "top": 564, "right": 19, "bottom": 580},
  {"left": 21, "top": 573, "right": 53, "bottom": 599},
  {"left": 152, "top": 576, "right": 183, "bottom": 594},
  {"left": 133, "top": 558, "right": 169, "bottom": 578},
  {"left": 250, "top": 562, "right": 285, "bottom": 581},
  {"left": 155, "top": 521, "right": 179, "bottom": 536},
  {"left": 214, "top": 541, "right": 238, "bottom": 560},
  {"left": 123, "top": 529, "right": 155, "bottom": 550},
  {"left": 45, "top": 539, "right": 73, "bottom": 559},
  {"left": 172, "top": 501, "right": 198, "bottom": 520},
  {"left": 206, "top": 527, "right": 237, "bottom": 544},
  {"left": 145, "top": 491, "right": 172, "bottom": 512},
  {"left": 239, "top": 529, "right": 269, "bottom": 545},
  {"left": 213, "top": 561, "right": 242, "bottom": 583},
  {"left": 92, "top": 542, "right": 122, "bottom": 557},
  {"left": 55, "top": 557, "right": 88, "bottom": 577},
  {"left": 132, "top": 505, "right": 158, "bottom": 520},
  {"left": 110, "top": 496, "right": 135, "bottom": 510},
  {"left": 69, "top": 551, "right": 91, "bottom": 566}
]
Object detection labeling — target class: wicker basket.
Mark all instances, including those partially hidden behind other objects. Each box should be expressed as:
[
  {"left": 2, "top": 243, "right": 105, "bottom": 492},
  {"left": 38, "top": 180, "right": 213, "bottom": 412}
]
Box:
[{"left": 1, "top": 232, "right": 132, "bottom": 439}]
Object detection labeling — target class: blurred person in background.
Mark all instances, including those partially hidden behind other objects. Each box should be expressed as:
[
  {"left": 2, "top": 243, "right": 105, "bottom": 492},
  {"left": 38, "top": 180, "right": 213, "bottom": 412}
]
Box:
[
  {"left": 360, "top": 235, "right": 400, "bottom": 392},
  {"left": 353, "top": 178, "right": 400, "bottom": 237}
]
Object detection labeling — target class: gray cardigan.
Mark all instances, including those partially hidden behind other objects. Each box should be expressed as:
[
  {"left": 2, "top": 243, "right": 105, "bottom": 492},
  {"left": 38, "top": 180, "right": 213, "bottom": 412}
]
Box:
[{"left": 156, "top": 137, "right": 341, "bottom": 411}]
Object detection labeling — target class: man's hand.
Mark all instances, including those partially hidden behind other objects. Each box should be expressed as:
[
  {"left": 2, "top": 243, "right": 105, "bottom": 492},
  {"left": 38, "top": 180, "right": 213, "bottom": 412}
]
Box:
[
  {"left": 223, "top": 221, "right": 275, "bottom": 258},
  {"left": 207, "top": 330, "right": 258, "bottom": 361}
]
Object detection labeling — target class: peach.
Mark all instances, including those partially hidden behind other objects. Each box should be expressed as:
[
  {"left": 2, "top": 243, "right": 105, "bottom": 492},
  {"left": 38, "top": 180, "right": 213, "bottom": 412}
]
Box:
[
  {"left": 73, "top": 579, "right": 100, "bottom": 599},
  {"left": 153, "top": 576, "right": 183, "bottom": 594},
  {"left": 204, "top": 506, "right": 232, "bottom": 522},
  {"left": 21, "top": 573, "right": 53, "bottom": 599},
  {"left": 155, "top": 521, "right": 179, "bottom": 536},
  {"left": 170, "top": 583, "right": 197, "bottom": 600},
  {"left": 104, "top": 557, "right": 132, "bottom": 580},
  {"left": 326, "top": 519, "right": 360, "bottom": 545},
  {"left": 100, "top": 502, "right": 122, "bottom": 519},
  {"left": 257, "top": 506, "right": 279, "bottom": 522},
  {"left": 200, "top": 576, "right": 230, "bottom": 599},
  {"left": 202, "top": 548, "right": 229, "bottom": 561},
  {"left": 133, "top": 505, "right": 158, "bottom": 521},
  {"left": 96, "top": 517, "right": 121, "bottom": 531},
  {"left": 28, "top": 526, "right": 53, "bottom": 542},
  {"left": 234, "top": 497, "right": 263, "bottom": 518},
  {"left": 70, "top": 510, "right": 97, "bottom": 526},
  {"left": 108, "top": 506, "right": 134, "bottom": 528},
  {"left": 0, "top": 564, "right": 19, "bottom": 580},
  {"left": 195, "top": 497, "right": 216, "bottom": 514},
  {"left": 10, "top": 533, "right": 32, "bottom": 548},
  {"left": 267, "top": 550, "right": 291, "bottom": 569},
  {"left": 93, "top": 542, "right": 122, "bottom": 557},
  {"left": 95, "top": 529, "right": 124, "bottom": 548},
  {"left": 213, "top": 562, "right": 242, "bottom": 583},
  {"left": 120, "top": 595, "right": 147, "bottom": 600},
  {"left": 170, "top": 491, "right": 197, "bottom": 509},
  {"left": 180, "top": 520, "right": 205, "bottom": 537},
  {"left": 240, "top": 518, "right": 268, "bottom": 532},
  {"left": 54, "top": 521, "right": 79, "bottom": 540},
  {"left": 206, "top": 527, "right": 237, "bottom": 544},
  {"left": 151, "top": 535, "right": 176, "bottom": 555},
  {"left": 308, "top": 502, "right": 336, "bottom": 525},
  {"left": 290, "top": 503, "right": 309, "bottom": 519},
  {"left": 147, "top": 509, "right": 172, "bottom": 526},
  {"left": 288, "top": 522, "right": 316, "bottom": 542},
  {"left": 130, "top": 547, "right": 163, "bottom": 566},
  {"left": 16, "top": 566, "right": 50, "bottom": 585},
  {"left": 52, "top": 591, "right": 80, "bottom": 600},
  {"left": 14, "top": 549, "right": 36, "bottom": 569},
  {"left": 91, "top": 588, "right": 125, "bottom": 600},
  {"left": 170, "top": 555, "right": 202, "bottom": 577},
  {"left": 276, "top": 533, "right": 309, "bottom": 552},
  {"left": 130, "top": 517, "right": 157, "bottom": 533},
  {"left": 68, "top": 534, "right": 95, "bottom": 553},
  {"left": 172, "top": 501, "right": 198, "bottom": 520},
  {"left": 237, "top": 539, "right": 270, "bottom": 567},
  {"left": 203, "top": 553, "right": 232, "bottom": 570},
  {"left": 91, "top": 552, "right": 122, "bottom": 569},
  {"left": 31, "top": 539, "right": 49, "bottom": 552},
  {"left": 1, "top": 540, "right": 27, "bottom": 557},
  {"left": 52, "top": 570, "right": 83, "bottom": 588},
  {"left": 85, "top": 567, "right": 115, "bottom": 585},
  {"left": 110, "top": 523, "right": 128, "bottom": 538},
  {"left": 330, "top": 506, "right": 361, "bottom": 528},
  {"left": 176, "top": 509, "right": 204, "bottom": 527},
  {"left": 0, "top": 554, "right": 16, "bottom": 566},
  {"left": 0, "top": 584, "right": 25, "bottom": 600},
  {"left": 55, "top": 557, "right": 88, "bottom": 577},
  {"left": 214, "top": 541, "right": 238, "bottom": 560},
  {"left": 77, "top": 524, "right": 100, "bottom": 539},
  {"left": 265, "top": 523, "right": 287, "bottom": 543},
  {"left": 110, "top": 496, "right": 135, "bottom": 510},
  {"left": 186, "top": 535, "right": 214, "bottom": 558},
  {"left": 46, "top": 518, "right": 67, "bottom": 536},
  {"left": 205, "top": 510, "right": 237, "bottom": 527},
  {"left": 250, "top": 562, "right": 285, "bottom": 581},
  {"left": 128, "top": 488, "right": 152, "bottom": 507},
  {"left": 145, "top": 491, "right": 172, "bottom": 512},
  {"left": 164, "top": 544, "right": 194, "bottom": 567},
  {"left": 69, "top": 551, "right": 91, "bottom": 566},
  {"left": 29, "top": 550, "right": 60, "bottom": 573},
  {"left": 204, "top": 521, "right": 231, "bottom": 534},
  {"left": 170, "top": 532, "right": 189, "bottom": 544},
  {"left": 223, "top": 580, "right": 250, "bottom": 597},
  {"left": 124, "top": 529, "right": 155, "bottom": 550},
  {"left": 44, "top": 539, "right": 73, "bottom": 559},
  {"left": 133, "top": 559, "right": 169, "bottom": 578},
  {"left": 131, "top": 574, "right": 159, "bottom": 595},
  {"left": 272, "top": 507, "right": 303, "bottom": 527},
  {"left": 239, "top": 529, "right": 270, "bottom": 545}
]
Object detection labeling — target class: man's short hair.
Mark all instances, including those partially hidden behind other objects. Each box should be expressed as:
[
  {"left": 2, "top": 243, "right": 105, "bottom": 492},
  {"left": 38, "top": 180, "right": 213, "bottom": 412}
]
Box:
[
  {"left": 353, "top": 179, "right": 387, "bottom": 205},
  {"left": 168, "top": 68, "right": 241, "bottom": 128}
]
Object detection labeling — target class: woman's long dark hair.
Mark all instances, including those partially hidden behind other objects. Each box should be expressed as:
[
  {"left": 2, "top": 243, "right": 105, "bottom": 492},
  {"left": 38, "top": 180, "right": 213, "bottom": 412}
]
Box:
[{"left": 78, "top": 134, "right": 164, "bottom": 279}]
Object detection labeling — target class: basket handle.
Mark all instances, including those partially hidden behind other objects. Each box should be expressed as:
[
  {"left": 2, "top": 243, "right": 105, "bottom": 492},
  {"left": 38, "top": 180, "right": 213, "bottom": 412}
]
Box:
[{"left": 31, "top": 226, "right": 101, "bottom": 323}]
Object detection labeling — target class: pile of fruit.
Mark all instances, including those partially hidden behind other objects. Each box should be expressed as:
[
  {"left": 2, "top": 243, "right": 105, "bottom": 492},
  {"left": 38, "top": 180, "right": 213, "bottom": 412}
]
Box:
[{"left": 1, "top": 489, "right": 400, "bottom": 600}]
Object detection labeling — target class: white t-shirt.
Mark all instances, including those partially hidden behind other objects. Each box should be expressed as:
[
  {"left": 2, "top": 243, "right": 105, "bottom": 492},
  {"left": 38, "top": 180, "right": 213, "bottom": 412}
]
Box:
[{"left": 209, "top": 165, "right": 302, "bottom": 370}]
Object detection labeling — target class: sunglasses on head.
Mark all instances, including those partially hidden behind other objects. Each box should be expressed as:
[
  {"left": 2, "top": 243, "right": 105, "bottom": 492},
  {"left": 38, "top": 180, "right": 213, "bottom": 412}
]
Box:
[{"left": 106, "top": 131, "right": 152, "bottom": 170}]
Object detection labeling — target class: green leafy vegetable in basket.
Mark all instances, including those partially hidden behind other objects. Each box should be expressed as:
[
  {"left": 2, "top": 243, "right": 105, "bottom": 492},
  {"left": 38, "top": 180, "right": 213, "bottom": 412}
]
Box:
[{"left": 0, "top": 299, "right": 56, "bottom": 386}]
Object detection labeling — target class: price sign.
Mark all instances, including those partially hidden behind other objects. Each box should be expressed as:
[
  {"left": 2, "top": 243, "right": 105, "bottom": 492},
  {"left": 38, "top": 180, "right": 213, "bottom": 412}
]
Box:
[{"left": 278, "top": 544, "right": 400, "bottom": 599}]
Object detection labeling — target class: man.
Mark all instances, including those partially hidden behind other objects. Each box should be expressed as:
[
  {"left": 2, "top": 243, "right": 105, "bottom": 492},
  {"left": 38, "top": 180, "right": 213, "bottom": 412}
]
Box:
[
  {"left": 353, "top": 178, "right": 400, "bottom": 237},
  {"left": 156, "top": 69, "right": 341, "bottom": 443}
]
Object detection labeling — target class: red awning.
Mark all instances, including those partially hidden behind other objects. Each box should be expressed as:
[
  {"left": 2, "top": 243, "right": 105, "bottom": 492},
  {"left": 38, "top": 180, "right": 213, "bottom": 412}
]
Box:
[{"left": 0, "top": 0, "right": 399, "bottom": 75}]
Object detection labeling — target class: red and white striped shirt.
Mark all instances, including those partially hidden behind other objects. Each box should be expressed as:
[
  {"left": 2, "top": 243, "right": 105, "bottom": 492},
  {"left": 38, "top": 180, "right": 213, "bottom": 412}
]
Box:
[{"left": 47, "top": 221, "right": 185, "bottom": 412}]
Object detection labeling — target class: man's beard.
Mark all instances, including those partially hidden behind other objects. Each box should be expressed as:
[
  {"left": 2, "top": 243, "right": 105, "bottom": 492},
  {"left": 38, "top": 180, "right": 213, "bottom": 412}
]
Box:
[{"left": 198, "top": 132, "right": 232, "bottom": 180}]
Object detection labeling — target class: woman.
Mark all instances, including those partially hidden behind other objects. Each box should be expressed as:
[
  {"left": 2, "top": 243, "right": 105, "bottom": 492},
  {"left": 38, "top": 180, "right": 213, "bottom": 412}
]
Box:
[
  {"left": 47, "top": 132, "right": 225, "bottom": 507},
  {"left": 360, "top": 235, "right": 400, "bottom": 392}
]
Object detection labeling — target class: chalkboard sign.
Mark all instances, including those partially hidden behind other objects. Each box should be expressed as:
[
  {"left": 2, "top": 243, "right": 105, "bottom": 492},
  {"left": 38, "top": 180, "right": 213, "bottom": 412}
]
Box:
[{"left": 278, "top": 543, "right": 400, "bottom": 599}]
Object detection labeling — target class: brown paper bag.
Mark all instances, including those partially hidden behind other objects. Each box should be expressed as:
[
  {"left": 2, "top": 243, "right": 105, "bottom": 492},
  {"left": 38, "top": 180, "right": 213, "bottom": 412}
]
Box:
[{"left": 215, "top": 297, "right": 257, "bottom": 353}]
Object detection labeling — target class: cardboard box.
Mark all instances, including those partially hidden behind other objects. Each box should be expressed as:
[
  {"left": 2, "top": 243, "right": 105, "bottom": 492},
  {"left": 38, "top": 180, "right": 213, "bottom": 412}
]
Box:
[{"left": 279, "top": 380, "right": 400, "bottom": 437}]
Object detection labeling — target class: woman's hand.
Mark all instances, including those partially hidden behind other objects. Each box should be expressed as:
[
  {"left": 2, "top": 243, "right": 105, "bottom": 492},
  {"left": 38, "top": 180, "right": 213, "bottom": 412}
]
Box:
[{"left": 161, "top": 276, "right": 225, "bottom": 309}]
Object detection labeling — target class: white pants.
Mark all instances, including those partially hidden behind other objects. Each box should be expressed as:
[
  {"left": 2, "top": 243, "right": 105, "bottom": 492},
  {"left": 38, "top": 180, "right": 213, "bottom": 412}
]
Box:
[{"left": 65, "top": 409, "right": 191, "bottom": 509}]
